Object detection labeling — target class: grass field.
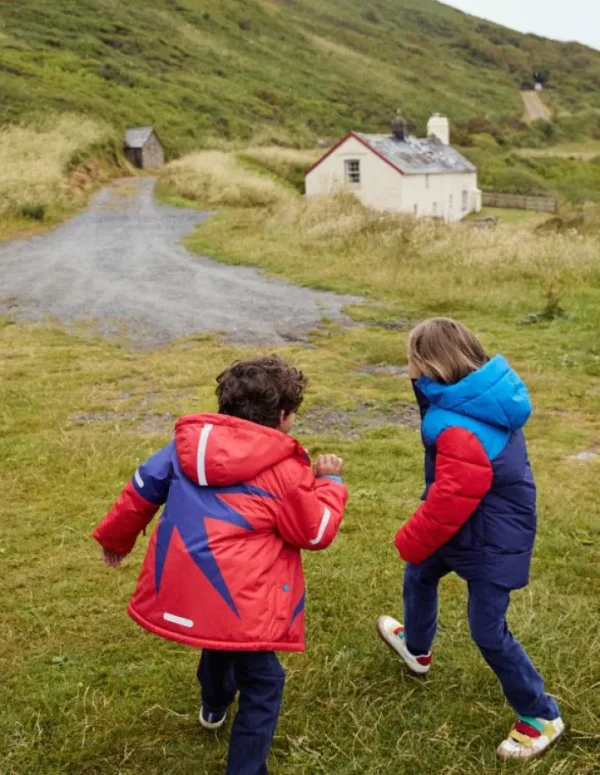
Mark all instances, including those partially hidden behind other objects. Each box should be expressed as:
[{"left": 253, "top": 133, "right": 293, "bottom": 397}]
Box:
[
  {"left": 2, "top": 166, "right": 600, "bottom": 775},
  {"left": 519, "top": 142, "right": 600, "bottom": 160},
  {"left": 463, "top": 141, "right": 600, "bottom": 204}
]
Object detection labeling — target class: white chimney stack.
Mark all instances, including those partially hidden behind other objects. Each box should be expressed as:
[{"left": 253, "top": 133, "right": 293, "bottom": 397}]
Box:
[{"left": 427, "top": 113, "right": 450, "bottom": 145}]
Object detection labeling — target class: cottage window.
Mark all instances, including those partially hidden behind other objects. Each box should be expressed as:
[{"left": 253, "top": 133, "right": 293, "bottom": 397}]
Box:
[
  {"left": 345, "top": 159, "right": 361, "bottom": 186},
  {"left": 462, "top": 190, "right": 468, "bottom": 212},
  {"left": 432, "top": 202, "right": 439, "bottom": 217}
]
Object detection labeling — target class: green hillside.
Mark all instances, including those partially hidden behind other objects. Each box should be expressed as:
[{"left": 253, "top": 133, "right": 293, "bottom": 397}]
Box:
[{"left": 1, "top": 0, "right": 600, "bottom": 154}]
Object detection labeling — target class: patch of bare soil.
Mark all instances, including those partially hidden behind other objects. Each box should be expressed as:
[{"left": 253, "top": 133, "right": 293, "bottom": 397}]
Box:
[
  {"left": 296, "top": 401, "right": 419, "bottom": 438},
  {"left": 68, "top": 394, "right": 421, "bottom": 441},
  {"left": 566, "top": 446, "right": 600, "bottom": 462},
  {"left": 371, "top": 318, "right": 413, "bottom": 331},
  {"left": 354, "top": 364, "right": 409, "bottom": 377},
  {"left": 69, "top": 411, "right": 176, "bottom": 436}
]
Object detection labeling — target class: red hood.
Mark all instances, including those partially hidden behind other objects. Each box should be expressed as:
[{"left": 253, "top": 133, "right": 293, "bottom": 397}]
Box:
[{"left": 174, "top": 413, "right": 305, "bottom": 487}]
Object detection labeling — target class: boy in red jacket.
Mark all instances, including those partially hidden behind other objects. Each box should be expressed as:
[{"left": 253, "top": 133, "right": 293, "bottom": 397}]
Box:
[{"left": 93, "top": 356, "right": 348, "bottom": 775}]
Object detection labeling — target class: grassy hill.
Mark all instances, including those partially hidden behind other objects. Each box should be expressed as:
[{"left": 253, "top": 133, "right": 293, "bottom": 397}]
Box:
[{"left": 2, "top": 0, "right": 600, "bottom": 154}]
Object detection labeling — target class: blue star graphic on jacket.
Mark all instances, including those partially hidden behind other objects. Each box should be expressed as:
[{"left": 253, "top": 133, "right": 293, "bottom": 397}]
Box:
[{"left": 154, "top": 478, "right": 277, "bottom": 618}]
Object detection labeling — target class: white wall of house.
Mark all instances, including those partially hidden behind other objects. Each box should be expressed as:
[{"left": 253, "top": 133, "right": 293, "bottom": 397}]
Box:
[
  {"left": 400, "top": 171, "right": 481, "bottom": 222},
  {"left": 305, "top": 135, "right": 481, "bottom": 222},
  {"left": 306, "top": 136, "right": 403, "bottom": 211}
]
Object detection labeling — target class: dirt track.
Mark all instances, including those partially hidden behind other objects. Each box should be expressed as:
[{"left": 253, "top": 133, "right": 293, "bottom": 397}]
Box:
[
  {"left": 0, "top": 178, "right": 358, "bottom": 346},
  {"left": 522, "top": 91, "right": 551, "bottom": 123}
]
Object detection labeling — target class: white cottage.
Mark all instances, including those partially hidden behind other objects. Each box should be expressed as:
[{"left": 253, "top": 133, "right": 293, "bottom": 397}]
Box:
[{"left": 305, "top": 114, "right": 481, "bottom": 222}]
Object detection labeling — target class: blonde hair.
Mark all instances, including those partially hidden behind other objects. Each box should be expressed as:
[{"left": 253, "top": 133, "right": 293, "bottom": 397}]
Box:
[{"left": 408, "top": 318, "right": 488, "bottom": 385}]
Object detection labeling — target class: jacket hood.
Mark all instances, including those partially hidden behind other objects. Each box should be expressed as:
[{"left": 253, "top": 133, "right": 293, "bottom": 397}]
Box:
[
  {"left": 174, "top": 413, "right": 303, "bottom": 487},
  {"left": 416, "top": 355, "right": 531, "bottom": 431}
]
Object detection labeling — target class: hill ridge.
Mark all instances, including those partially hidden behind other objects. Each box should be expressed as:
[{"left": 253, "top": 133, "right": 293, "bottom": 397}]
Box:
[{"left": 1, "top": 0, "right": 599, "bottom": 153}]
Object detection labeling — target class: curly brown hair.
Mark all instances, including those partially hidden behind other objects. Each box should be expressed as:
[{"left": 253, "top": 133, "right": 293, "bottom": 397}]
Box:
[{"left": 216, "top": 355, "right": 308, "bottom": 428}]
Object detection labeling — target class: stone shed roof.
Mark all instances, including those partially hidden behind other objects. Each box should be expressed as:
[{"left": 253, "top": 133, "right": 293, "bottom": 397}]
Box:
[{"left": 124, "top": 127, "right": 155, "bottom": 149}]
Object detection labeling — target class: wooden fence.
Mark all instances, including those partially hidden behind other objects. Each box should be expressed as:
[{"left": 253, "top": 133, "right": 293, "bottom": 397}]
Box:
[{"left": 482, "top": 192, "right": 558, "bottom": 214}]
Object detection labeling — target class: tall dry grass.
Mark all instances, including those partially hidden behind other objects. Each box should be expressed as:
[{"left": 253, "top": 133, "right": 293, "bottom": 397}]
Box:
[
  {"left": 0, "top": 116, "right": 118, "bottom": 221},
  {"left": 239, "top": 147, "right": 321, "bottom": 190},
  {"left": 188, "top": 192, "right": 600, "bottom": 319},
  {"left": 159, "top": 151, "right": 294, "bottom": 208}
]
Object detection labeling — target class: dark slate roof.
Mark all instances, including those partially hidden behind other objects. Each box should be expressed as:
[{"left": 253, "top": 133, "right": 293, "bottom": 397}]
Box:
[
  {"left": 355, "top": 133, "right": 476, "bottom": 175},
  {"left": 124, "top": 127, "right": 155, "bottom": 149}
]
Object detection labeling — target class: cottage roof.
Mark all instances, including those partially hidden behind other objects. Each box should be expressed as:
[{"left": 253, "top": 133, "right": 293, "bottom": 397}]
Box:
[
  {"left": 306, "top": 132, "right": 476, "bottom": 177},
  {"left": 355, "top": 133, "right": 475, "bottom": 175},
  {"left": 124, "top": 127, "right": 155, "bottom": 149}
]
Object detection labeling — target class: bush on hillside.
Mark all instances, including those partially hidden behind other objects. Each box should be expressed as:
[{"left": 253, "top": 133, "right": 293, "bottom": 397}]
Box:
[{"left": 20, "top": 204, "right": 46, "bottom": 221}]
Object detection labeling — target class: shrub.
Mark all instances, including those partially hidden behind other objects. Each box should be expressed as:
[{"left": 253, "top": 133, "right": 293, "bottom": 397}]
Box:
[
  {"left": 95, "top": 63, "right": 135, "bottom": 87},
  {"left": 362, "top": 9, "right": 380, "bottom": 23},
  {"left": 523, "top": 283, "right": 566, "bottom": 324},
  {"left": 20, "top": 204, "right": 46, "bottom": 221}
]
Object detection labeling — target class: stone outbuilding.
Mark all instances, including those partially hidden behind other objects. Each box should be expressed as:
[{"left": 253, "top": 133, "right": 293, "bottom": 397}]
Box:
[{"left": 124, "top": 127, "right": 165, "bottom": 169}]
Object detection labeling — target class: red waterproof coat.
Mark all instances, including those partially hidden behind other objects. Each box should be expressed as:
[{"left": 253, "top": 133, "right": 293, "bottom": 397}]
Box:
[{"left": 93, "top": 414, "right": 348, "bottom": 652}]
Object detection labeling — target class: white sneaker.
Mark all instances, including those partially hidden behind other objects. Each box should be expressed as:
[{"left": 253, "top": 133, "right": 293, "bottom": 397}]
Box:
[
  {"left": 497, "top": 716, "right": 565, "bottom": 760},
  {"left": 199, "top": 706, "right": 227, "bottom": 730},
  {"left": 376, "top": 616, "right": 432, "bottom": 675}
]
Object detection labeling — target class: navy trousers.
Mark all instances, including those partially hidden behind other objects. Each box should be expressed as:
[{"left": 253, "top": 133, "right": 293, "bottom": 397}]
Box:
[
  {"left": 403, "top": 557, "right": 560, "bottom": 720},
  {"left": 198, "top": 650, "right": 285, "bottom": 775}
]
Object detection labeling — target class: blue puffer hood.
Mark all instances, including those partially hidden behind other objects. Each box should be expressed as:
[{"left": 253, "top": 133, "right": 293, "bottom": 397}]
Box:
[{"left": 416, "top": 355, "right": 532, "bottom": 431}]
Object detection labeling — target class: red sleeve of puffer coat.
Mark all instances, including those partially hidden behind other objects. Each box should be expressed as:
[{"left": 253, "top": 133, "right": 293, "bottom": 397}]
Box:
[
  {"left": 92, "top": 444, "right": 173, "bottom": 556},
  {"left": 395, "top": 427, "right": 493, "bottom": 565},
  {"left": 277, "top": 469, "right": 348, "bottom": 551}
]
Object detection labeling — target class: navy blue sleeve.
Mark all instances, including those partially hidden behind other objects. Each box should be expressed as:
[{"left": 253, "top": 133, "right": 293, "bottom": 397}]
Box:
[{"left": 131, "top": 442, "right": 174, "bottom": 505}]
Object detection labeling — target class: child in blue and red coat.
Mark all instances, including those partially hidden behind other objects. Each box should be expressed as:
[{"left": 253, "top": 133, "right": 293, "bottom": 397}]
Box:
[
  {"left": 93, "top": 356, "right": 348, "bottom": 775},
  {"left": 377, "top": 318, "right": 564, "bottom": 760}
]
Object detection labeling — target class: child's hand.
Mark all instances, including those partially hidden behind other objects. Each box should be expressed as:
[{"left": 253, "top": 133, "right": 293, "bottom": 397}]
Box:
[
  {"left": 314, "top": 454, "right": 344, "bottom": 478},
  {"left": 102, "top": 548, "right": 125, "bottom": 568}
]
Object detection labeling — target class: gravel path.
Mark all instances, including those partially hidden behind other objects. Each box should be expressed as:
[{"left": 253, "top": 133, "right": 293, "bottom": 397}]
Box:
[
  {"left": 522, "top": 91, "right": 551, "bottom": 123},
  {"left": 0, "top": 178, "right": 358, "bottom": 346}
]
